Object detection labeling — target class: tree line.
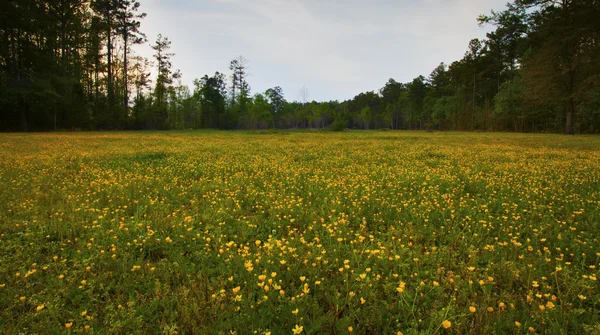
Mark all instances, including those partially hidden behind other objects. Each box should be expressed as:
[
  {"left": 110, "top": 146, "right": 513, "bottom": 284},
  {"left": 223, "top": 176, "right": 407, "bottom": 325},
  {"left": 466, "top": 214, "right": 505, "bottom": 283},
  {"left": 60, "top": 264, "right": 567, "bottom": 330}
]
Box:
[{"left": 1, "top": 0, "right": 598, "bottom": 133}]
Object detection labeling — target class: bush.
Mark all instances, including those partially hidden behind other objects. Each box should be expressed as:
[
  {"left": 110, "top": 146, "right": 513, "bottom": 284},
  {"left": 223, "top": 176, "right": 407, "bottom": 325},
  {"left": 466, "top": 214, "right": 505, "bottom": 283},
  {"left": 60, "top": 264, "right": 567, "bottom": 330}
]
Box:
[{"left": 329, "top": 118, "right": 347, "bottom": 131}]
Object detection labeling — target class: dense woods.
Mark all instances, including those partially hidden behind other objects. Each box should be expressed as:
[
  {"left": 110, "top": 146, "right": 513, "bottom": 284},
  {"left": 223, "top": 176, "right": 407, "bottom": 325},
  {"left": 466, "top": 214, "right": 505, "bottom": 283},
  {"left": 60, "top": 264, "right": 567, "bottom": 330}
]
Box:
[{"left": 1, "top": 0, "right": 599, "bottom": 133}]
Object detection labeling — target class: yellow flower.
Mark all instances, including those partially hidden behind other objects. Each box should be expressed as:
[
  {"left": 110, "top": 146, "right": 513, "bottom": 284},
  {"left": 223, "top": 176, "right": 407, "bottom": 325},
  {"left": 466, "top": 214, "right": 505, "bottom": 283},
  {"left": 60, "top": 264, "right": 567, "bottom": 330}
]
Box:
[
  {"left": 292, "top": 324, "right": 303, "bottom": 334},
  {"left": 442, "top": 320, "right": 452, "bottom": 329},
  {"left": 65, "top": 322, "right": 73, "bottom": 329},
  {"left": 20, "top": 296, "right": 26, "bottom": 302},
  {"left": 348, "top": 326, "right": 353, "bottom": 332},
  {"left": 292, "top": 308, "right": 299, "bottom": 315},
  {"left": 36, "top": 304, "right": 45, "bottom": 311},
  {"left": 545, "top": 301, "right": 555, "bottom": 309},
  {"left": 515, "top": 321, "right": 522, "bottom": 327},
  {"left": 165, "top": 236, "right": 172, "bottom": 243},
  {"left": 469, "top": 306, "right": 476, "bottom": 313},
  {"left": 244, "top": 260, "right": 254, "bottom": 272}
]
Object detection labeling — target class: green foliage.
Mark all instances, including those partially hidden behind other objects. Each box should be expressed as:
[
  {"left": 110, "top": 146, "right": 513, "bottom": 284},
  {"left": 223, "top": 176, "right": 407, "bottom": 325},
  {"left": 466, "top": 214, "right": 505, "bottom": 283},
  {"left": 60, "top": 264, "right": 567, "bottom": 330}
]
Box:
[
  {"left": 329, "top": 117, "right": 348, "bottom": 131},
  {"left": 359, "top": 106, "right": 372, "bottom": 129},
  {"left": 494, "top": 78, "right": 524, "bottom": 131},
  {"left": 193, "top": 72, "right": 227, "bottom": 129},
  {"left": 249, "top": 93, "right": 273, "bottom": 129},
  {"left": 431, "top": 96, "right": 456, "bottom": 129},
  {"left": 0, "top": 0, "right": 599, "bottom": 132}
]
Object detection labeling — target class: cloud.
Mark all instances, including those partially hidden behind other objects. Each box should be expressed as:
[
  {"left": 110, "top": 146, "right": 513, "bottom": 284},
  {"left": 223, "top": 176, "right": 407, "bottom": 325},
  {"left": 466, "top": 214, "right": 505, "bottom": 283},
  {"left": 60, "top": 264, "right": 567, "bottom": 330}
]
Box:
[{"left": 134, "top": 0, "right": 508, "bottom": 101}]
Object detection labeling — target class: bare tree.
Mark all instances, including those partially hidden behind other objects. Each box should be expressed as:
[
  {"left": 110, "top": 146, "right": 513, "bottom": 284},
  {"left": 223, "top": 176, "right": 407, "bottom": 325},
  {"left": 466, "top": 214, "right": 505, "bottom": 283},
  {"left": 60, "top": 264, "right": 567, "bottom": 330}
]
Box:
[
  {"left": 298, "top": 85, "right": 309, "bottom": 128},
  {"left": 299, "top": 85, "right": 309, "bottom": 105},
  {"left": 229, "top": 56, "right": 251, "bottom": 128}
]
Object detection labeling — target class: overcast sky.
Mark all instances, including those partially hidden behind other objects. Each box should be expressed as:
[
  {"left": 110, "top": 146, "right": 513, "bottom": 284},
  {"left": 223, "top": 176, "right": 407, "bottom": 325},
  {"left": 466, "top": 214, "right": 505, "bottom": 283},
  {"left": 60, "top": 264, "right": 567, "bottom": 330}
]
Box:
[{"left": 134, "top": 0, "right": 509, "bottom": 102}]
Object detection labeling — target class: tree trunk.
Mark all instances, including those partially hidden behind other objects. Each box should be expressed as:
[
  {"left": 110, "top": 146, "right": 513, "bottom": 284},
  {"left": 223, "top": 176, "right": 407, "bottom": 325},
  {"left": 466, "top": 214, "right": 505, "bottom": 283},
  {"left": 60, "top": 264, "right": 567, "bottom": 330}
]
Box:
[
  {"left": 472, "top": 73, "right": 476, "bottom": 131},
  {"left": 565, "top": 69, "right": 575, "bottom": 135},
  {"left": 106, "top": 6, "right": 113, "bottom": 124},
  {"left": 497, "top": 73, "right": 500, "bottom": 93},
  {"left": 123, "top": 29, "right": 128, "bottom": 116},
  {"left": 95, "top": 52, "right": 100, "bottom": 102},
  {"left": 566, "top": 109, "right": 573, "bottom": 135},
  {"left": 61, "top": 19, "right": 67, "bottom": 66},
  {"left": 19, "top": 97, "right": 29, "bottom": 132}
]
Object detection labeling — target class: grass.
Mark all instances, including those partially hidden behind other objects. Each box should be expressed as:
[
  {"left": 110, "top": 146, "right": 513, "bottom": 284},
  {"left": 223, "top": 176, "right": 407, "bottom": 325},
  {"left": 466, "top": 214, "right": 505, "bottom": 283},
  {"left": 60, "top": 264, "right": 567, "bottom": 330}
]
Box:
[{"left": 0, "top": 130, "right": 599, "bottom": 334}]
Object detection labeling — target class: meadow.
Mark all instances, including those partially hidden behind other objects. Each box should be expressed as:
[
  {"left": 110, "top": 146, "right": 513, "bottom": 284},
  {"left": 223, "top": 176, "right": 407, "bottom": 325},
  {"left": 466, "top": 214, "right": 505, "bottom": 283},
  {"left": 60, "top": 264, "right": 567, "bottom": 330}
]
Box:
[{"left": 0, "top": 130, "right": 599, "bottom": 334}]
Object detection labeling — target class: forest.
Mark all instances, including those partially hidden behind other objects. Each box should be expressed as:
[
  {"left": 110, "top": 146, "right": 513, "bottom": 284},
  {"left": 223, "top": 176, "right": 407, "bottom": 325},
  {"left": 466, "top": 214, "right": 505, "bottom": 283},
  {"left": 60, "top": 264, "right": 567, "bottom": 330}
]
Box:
[{"left": 1, "top": 0, "right": 599, "bottom": 133}]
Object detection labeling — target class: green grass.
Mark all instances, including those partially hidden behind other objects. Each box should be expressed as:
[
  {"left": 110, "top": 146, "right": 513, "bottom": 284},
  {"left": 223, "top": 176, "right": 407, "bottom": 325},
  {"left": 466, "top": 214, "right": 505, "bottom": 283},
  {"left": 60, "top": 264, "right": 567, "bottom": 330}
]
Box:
[{"left": 0, "top": 131, "right": 599, "bottom": 334}]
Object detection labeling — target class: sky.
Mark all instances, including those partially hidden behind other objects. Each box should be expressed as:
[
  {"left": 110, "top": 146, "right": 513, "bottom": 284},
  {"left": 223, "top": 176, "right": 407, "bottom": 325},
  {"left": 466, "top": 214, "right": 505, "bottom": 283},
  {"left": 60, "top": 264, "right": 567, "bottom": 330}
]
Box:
[{"left": 134, "top": 0, "right": 509, "bottom": 102}]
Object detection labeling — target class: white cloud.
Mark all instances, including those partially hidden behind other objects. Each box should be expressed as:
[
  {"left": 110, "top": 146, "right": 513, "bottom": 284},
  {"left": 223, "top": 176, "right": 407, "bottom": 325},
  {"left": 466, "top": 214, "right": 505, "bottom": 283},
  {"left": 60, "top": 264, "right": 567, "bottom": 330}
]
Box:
[{"left": 134, "top": 0, "right": 508, "bottom": 101}]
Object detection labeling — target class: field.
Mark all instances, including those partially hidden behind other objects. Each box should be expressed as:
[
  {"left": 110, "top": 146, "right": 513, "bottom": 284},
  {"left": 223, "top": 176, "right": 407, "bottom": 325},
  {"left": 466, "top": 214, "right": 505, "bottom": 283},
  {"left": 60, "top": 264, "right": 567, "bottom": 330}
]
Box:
[{"left": 0, "top": 131, "right": 599, "bottom": 334}]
